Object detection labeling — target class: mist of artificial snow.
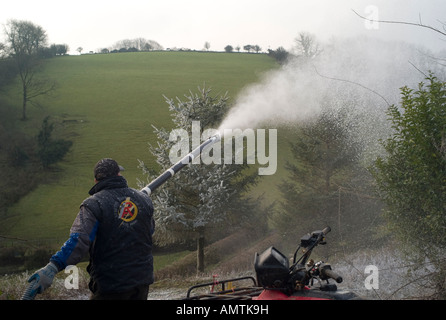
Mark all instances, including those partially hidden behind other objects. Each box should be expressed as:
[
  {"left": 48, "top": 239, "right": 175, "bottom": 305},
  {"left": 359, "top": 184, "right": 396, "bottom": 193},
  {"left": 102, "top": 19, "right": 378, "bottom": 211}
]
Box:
[{"left": 218, "top": 36, "right": 445, "bottom": 156}]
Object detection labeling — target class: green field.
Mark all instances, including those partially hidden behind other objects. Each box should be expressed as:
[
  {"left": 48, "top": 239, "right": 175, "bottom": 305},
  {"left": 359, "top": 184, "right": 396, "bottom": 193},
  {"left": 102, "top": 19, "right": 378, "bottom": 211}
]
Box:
[{"left": 1, "top": 51, "right": 284, "bottom": 240}]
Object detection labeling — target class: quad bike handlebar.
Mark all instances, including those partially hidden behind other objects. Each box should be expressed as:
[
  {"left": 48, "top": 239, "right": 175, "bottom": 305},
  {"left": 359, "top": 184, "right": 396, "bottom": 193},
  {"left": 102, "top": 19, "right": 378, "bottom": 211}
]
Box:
[
  {"left": 319, "top": 264, "right": 343, "bottom": 283},
  {"left": 188, "top": 226, "right": 360, "bottom": 300},
  {"left": 255, "top": 226, "right": 345, "bottom": 293}
]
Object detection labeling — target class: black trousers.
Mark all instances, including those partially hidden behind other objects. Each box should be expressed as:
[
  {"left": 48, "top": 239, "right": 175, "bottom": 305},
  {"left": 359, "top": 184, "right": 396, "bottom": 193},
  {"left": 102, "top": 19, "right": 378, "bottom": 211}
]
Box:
[{"left": 90, "top": 284, "right": 150, "bottom": 300}]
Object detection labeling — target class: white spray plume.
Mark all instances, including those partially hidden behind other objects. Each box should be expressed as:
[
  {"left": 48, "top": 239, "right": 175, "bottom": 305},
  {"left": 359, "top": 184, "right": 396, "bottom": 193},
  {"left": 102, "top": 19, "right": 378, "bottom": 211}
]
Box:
[{"left": 218, "top": 36, "right": 444, "bottom": 135}]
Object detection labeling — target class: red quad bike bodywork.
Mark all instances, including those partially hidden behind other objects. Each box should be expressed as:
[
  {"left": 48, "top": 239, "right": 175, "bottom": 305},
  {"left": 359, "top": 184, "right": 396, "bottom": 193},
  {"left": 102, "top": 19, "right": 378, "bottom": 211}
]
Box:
[
  {"left": 185, "top": 227, "right": 361, "bottom": 301},
  {"left": 253, "top": 287, "right": 359, "bottom": 300},
  {"left": 185, "top": 277, "right": 359, "bottom": 300},
  {"left": 254, "top": 287, "right": 328, "bottom": 300}
]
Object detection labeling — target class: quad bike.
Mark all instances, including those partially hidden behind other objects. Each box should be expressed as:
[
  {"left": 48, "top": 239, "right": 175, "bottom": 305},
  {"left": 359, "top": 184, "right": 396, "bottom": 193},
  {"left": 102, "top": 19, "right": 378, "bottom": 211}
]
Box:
[{"left": 185, "top": 226, "right": 360, "bottom": 300}]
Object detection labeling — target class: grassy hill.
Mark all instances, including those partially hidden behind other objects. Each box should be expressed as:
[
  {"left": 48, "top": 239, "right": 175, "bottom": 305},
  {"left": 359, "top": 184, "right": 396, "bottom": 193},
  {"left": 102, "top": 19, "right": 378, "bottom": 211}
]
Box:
[{"left": 1, "top": 51, "right": 282, "bottom": 241}]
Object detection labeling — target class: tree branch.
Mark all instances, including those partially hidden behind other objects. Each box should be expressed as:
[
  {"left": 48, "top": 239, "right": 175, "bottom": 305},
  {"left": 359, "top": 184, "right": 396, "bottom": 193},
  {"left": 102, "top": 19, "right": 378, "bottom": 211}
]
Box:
[
  {"left": 313, "top": 65, "right": 391, "bottom": 107},
  {"left": 352, "top": 9, "right": 446, "bottom": 37}
]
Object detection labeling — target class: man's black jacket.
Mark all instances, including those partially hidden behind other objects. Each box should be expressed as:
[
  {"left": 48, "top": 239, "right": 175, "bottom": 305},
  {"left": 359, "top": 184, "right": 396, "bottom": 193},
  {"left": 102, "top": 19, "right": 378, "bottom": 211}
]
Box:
[{"left": 51, "top": 176, "right": 155, "bottom": 294}]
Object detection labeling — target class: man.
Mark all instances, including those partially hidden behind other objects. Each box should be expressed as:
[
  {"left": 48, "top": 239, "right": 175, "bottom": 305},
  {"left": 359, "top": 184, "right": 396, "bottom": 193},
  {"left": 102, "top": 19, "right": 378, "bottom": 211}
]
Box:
[{"left": 26, "top": 158, "right": 155, "bottom": 300}]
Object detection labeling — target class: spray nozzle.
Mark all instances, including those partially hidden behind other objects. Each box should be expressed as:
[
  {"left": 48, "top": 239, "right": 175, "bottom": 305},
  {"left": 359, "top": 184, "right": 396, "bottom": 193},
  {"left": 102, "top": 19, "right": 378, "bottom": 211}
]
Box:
[{"left": 210, "top": 132, "right": 221, "bottom": 142}]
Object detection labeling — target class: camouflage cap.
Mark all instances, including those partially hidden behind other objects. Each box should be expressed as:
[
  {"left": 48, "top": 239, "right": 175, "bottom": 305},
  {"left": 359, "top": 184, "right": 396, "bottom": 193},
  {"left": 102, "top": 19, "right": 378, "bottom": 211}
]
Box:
[{"left": 94, "top": 158, "right": 125, "bottom": 181}]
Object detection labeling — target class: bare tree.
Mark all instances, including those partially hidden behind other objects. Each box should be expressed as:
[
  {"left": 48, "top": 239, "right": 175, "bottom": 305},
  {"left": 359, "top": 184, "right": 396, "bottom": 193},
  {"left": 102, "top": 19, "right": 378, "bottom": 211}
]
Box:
[
  {"left": 4, "top": 20, "right": 55, "bottom": 120},
  {"left": 253, "top": 45, "right": 262, "bottom": 53},
  {"left": 295, "top": 32, "right": 321, "bottom": 58}
]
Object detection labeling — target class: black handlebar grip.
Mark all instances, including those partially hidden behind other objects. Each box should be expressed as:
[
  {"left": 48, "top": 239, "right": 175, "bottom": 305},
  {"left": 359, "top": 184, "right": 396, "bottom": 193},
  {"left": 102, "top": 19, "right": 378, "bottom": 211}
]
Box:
[{"left": 322, "top": 268, "right": 343, "bottom": 283}]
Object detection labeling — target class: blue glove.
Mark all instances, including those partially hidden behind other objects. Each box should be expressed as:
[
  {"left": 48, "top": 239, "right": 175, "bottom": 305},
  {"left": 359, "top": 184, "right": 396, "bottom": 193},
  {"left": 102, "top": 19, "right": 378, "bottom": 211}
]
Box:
[{"left": 22, "top": 262, "right": 59, "bottom": 299}]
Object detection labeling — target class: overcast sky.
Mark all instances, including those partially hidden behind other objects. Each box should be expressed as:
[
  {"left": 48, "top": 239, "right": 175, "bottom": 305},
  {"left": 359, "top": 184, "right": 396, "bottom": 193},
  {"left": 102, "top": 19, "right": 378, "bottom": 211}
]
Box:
[{"left": 1, "top": 0, "right": 445, "bottom": 54}]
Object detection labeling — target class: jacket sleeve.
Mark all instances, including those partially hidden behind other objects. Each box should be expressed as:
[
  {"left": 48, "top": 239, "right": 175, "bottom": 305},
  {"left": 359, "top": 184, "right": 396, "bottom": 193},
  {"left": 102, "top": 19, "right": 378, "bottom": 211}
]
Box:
[{"left": 50, "top": 206, "right": 99, "bottom": 271}]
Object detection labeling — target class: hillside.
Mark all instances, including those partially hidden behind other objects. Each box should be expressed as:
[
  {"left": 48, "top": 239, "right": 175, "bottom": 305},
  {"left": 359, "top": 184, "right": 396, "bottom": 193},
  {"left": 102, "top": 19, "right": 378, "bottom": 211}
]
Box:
[{"left": 0, "top": 51, "right": 280, "bottom": 241}]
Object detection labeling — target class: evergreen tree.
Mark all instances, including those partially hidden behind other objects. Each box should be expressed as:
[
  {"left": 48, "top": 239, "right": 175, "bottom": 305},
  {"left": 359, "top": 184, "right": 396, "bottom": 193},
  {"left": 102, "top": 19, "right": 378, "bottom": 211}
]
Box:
[
  {"left": 275, "top": 107, "right": 380, "bottom": 250},
  {"left": 139, "top": 87, "right": 262, "bottom": 273},
  {"left": 372, "top": 75, "right": 446, "bottom": 297}
]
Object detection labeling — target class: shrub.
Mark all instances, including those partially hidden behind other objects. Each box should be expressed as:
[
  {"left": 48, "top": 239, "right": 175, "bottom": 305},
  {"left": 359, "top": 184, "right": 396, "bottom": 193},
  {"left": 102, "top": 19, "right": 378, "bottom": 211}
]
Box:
[{"left": 37, "top": 116, "right": 72, "bottom": 168}]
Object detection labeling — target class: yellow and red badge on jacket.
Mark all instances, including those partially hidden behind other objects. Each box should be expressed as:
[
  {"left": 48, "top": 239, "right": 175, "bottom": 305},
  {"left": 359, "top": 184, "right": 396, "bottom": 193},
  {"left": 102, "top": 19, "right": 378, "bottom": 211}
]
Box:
[{"left": 118, "top": 197, "right": 138, "bottom": 222}]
